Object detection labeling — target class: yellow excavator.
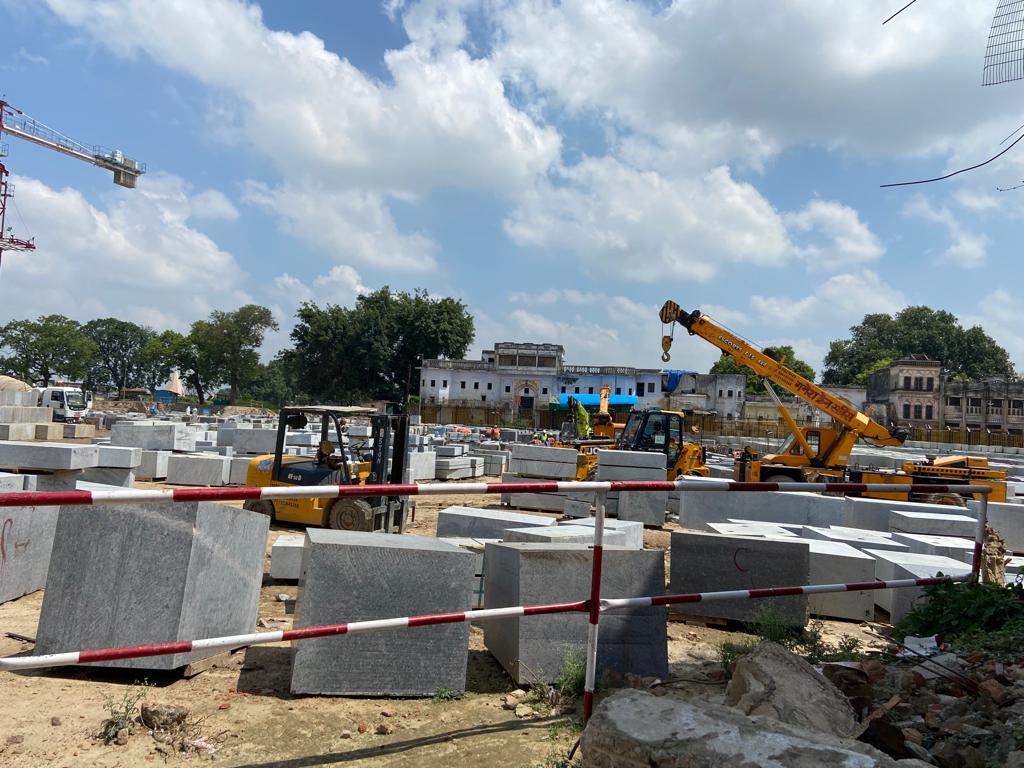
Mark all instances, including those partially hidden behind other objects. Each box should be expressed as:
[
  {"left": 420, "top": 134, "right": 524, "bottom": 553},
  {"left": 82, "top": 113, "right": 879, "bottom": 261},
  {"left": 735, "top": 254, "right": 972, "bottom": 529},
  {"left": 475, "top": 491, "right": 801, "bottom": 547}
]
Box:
[{"left": 659, "top": 300, "right": 1006, "bottom": 502}]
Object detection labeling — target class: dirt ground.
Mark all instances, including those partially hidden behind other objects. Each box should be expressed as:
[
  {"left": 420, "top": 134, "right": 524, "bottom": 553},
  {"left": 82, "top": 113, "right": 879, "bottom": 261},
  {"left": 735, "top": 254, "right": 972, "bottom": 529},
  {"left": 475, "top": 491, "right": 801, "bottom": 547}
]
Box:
[{"left": 0, "top": 480, "right": 887, "bottom": 767}]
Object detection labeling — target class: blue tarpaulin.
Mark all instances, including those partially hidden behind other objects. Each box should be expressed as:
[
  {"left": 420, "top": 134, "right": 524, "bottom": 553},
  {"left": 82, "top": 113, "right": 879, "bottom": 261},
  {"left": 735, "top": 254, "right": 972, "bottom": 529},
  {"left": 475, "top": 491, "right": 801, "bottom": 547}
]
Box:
[
  {"left": 557, "top": 393, "right": 638, "bottom": 408},
  {"left": 664, "top": 370, "right": 696, "bottom": 394}
]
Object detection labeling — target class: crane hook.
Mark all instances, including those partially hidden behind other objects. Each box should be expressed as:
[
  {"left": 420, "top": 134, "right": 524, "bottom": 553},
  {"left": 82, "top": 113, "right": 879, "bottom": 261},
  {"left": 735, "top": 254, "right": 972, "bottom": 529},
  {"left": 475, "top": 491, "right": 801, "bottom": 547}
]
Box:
[{"left": 661, "top": 334, "right": 673, "bottom": 363}]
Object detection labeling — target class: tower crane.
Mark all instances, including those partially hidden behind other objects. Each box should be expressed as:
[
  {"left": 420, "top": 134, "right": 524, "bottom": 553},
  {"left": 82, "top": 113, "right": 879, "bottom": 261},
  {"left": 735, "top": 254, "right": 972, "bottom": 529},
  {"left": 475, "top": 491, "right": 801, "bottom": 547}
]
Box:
[{"left": 0, "top": 99, "right": 146, "bottom": 267}]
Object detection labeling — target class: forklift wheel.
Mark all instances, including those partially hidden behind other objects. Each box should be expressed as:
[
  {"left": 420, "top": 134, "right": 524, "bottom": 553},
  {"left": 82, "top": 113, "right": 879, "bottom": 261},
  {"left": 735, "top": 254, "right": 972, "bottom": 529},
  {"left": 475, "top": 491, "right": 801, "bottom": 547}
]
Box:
[
  {"left": 243, "top": 499, "right": 276, "bottom": 520},
  {"left": 326, "top": 498, "right": 374, "bottom": 531}
]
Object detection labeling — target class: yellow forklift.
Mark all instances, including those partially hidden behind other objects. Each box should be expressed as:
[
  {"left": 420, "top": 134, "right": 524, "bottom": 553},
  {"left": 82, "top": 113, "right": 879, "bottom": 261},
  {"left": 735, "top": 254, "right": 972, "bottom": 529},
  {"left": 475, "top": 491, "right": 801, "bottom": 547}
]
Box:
[
  {"left": 615, "top": 408, "right": 710, "bottom": 479},
  {"left": 242, "top": 405, "right": 411, "bottom": 532}
]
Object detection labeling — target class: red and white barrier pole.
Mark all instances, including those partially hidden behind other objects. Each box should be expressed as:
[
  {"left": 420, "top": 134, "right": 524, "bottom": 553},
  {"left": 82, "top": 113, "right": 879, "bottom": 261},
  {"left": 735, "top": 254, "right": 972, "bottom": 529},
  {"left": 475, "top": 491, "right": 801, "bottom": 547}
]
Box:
[
  {"left": 973, "top": 491, "right": 990, "bottom": 583},
  {"left": 582, "top": 489, "right": 607, "bottom": 722}
]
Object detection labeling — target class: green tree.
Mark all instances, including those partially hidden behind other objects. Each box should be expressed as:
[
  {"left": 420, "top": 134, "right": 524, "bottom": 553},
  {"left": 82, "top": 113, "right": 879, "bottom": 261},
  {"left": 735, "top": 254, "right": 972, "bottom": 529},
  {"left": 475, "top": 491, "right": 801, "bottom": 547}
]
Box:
[
  {"left": 82, "top": 318, "right": 156, "bottom": 394},
  {"left": 290, "top": 287, "right": 475, "bottom": 403},
  {"left": 245, "top": 355, "right": 303, "bottom": 406},
  {"left": 145, "top": 328, "right": 220, "bottom": 404},
  {"left": 709, "top": 345, "right": 816, "bottom": 395},
  {"left": 822, "top": 306, "right": 1014, "bottom": 384},
  {"left": 0, "top": 315, "right": 96, "bottom": 386},
  {"left": 201, "top": 305, "right": 279, "bottom": 404}
]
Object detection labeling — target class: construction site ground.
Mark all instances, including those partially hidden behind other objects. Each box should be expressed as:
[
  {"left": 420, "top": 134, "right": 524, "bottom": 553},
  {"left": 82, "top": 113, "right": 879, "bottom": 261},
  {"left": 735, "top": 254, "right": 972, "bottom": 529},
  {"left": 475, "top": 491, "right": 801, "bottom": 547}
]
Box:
[{"left": 0, "top": 478, "right": 886, "bottom": 767}]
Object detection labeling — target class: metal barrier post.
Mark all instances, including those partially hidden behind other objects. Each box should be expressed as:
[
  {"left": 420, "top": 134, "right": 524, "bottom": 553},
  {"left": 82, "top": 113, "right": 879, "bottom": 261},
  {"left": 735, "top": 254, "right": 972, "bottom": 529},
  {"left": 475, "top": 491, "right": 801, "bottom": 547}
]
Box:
[
  {"left": 582, "top": 489, "right": 607, "bottom": 722},
  {"left": 973, "top": 490, "right": 990, "bottom": 584}
]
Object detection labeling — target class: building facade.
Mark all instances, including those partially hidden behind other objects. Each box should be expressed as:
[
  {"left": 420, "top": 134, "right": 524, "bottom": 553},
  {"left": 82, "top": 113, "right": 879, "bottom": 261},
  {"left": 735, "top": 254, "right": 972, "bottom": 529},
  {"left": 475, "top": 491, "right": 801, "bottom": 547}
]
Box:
[
  {"left": 941, "top": 378, "right": 1024, "bottom": 435},
  {"left": 419, "top": 342, "right": 741, "bottom": 414},
  {"left": 866, "top": 356, "right": 943, "bottom": 428}
]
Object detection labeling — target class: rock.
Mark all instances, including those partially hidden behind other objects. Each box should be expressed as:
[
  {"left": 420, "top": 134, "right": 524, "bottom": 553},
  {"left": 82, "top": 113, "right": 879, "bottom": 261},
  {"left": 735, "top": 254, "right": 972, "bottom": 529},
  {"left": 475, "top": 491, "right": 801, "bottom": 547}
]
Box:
[
  {"left": 904, "top": 741, "right": 933, "bottom": 763},
  {"left": 931, "top": 739, "right": 982, "bottom": 768},
  {"left": 339, "top": 730, "right": 352, "bottom": 739},
  {"left": 1007, "top": 751, "right": 1024, "bottom": 768},
  {"left": 5, "top": 735, "right": 24, "bottom": 745},
  {"left": 514, "top": 704, "right": 535, "bottom": 718},
  {"left": 375, "top": 723, "right": 394, "bottom": 735},
  {"left": 510, "top": 688, "right": 526, "bottom": 698},
  {"left": 380, "top": 709, "right": 395, "bottom": 717},
  {"left": 140, "top": 704, "right": 188, "bottom": 732},
  {"left": 357, "top": 722, "right": 368, "bottom": 734},
  {"left": 502, "top": 695, "right": 519, "bottom": 710},
  {"left": 858, "top": 717, "right": 912, "bottom": 760},
  {"left": 978, "top": 678, "right": 1008, "bottom": 705},
  {"left": 902, "top": 727, "right": 923, "bottom": 744},
  {"left": 114, "top": 728, "right": 129, "bottom": 746},
  {"left": 958, "top": 746, "right": 986, "bottom": 768},
  {"left": 50, "top": 717, "right": 61, "bottom": 727},
  {"left": 581, "top": 690, "right": 933, "bottom": 767},
  {"left": 725, "top": 641, "right": 857, "bottom": 738}
]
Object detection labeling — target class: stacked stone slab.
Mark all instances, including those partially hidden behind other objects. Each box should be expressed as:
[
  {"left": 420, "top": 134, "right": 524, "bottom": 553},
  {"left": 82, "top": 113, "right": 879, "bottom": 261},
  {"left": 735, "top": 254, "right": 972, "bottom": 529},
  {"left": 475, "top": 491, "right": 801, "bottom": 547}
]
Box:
[
  {"left": 291, "top": 529, "right": 475, "bottom": 696},
  {"left": 966, "top": 498, "right": 1024, "bottom": 553},
  {"left": 890, "top": 510, "right": 977, "bottom": 537},
  {"left": 233, "top": 429, "right": 278, "bottom": 456},
  {"left": 270, "top": 534, "right": 304, "bottom": 580},
  {"left": 436, "top": 456, "right": 474, "bottom": 480},
  {"left": 669, "top": 531, "right": 810, "bottom": 625},
  {"left": 0, "top": 401, "right": 54, "bottom": 442},
  {"left": 842, "top": 496, "right": 976, "bottom": 533},
  {"left": 509, "top": 444, "right": 577, "bottom": 479},
  {"left": 0, "top": 504, "right": 61, "bottom": 604},
  {"left": 436, "top": 506, "right": 556, "bottom": 539},
  {"left": 34, "top": 501, "right": 268, "bottom": 669},
  {"left": 406, "top": 450, "right": 437, "bottom": 481},
  {"left": 504, "top": 526, "right": 628, "bottom": 546},
  {"left": 556, "top": 518, "right": 645, "bottom": 550},
  {"left": 891, "top": 533, "right": 976, "bottom": 560},
  {"left": 484, "top": 543, "right": 668, "bottom": 684},
  {"left": 801, "top": 526, "right": 910, "bottom": 553},
  {"left": 596, "top": 450, "right": 667, "bottom": 526},
  {"left": 111, "top": 421, "right": 197, "bottom": 452},
  {"left": 500, "top": 473, "right": 571, "bottom": 512},
  {"left": 679, "top": 479, "right": 845, "bottom": 529},
  {"left": 0, "top": 441, "right": 98, "bottom": 489},
  {"left": 863, "top": 549, "right": 971, "bottom": 622},
  {"left": 136, "top": 450, "right": 171, "bottom": 481},
  {"left": 166, "top": 453, "right": 230, "bottom": 486}
]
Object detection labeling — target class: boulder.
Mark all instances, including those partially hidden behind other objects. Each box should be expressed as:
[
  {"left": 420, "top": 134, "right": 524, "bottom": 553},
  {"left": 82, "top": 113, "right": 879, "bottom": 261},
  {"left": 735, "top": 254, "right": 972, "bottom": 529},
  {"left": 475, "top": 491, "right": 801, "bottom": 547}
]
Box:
[{"left": 725, "top": 641, "right": 857, "bottom": 738}]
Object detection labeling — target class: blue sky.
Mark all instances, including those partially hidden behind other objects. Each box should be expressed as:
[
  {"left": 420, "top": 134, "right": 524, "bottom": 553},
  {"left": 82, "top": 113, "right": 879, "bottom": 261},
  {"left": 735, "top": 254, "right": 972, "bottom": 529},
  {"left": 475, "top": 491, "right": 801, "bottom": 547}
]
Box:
[{"left": 2, "top": 0, "right": 1023, "bottom": 379}]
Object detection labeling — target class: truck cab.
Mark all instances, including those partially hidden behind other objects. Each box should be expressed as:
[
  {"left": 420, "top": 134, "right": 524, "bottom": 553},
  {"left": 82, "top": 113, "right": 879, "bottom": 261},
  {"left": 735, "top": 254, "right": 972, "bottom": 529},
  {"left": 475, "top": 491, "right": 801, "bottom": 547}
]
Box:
[{"left": 36, "top": 386, "right": 93, "bottom": 423}]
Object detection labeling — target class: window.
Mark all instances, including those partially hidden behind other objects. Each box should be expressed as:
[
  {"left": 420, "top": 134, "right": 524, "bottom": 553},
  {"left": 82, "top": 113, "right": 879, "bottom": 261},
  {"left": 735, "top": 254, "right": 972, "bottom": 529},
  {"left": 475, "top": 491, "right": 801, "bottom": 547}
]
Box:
[
  {"left": 473, "top": 381, "right": 479, "bottom": 390},
  {"left": 719, "top": 389, "right": 723, "bottom": 397},
  {"left": 913, "top": 404, "right": 922, "bottom": 419},
  {"left": 561, "top": 386, "right": 566, "bottom": 394},
  {"left": 903, "top": 403, "right": 911, "bottom": 419},
  {"left": 542, "top": 387, "right": 548, "bottom": 395},
  {"left": 421, "top": 378, "right": 425, "bottom": 387},
  {"left": 460, "top": 381, "right": 466, "bottom": 390},
  {"left": 628, "top": 388, "right": 633, "bottom": 395},
  {"left": 989, "top": 399, "right": 1003, "bottom": 413},
  {"left": 574, "top": 387, "right": 580, "bottom": 394},
  {"left": 487, "top": 382, "right": 492, "bottom": 390},
  {"left": 615, "top": 387, "right": 621, "bottom": 395},
  {"left": 504, "top": 385, "right": 511, "bottom": 393},
  {"left": 442, "top": 379, "right": 447, "bottom": 388},
  {"left": 430, "top": 379, "right": 436, "bottom": 388},
  {"left": 727, "top": 389, "right": 733, "bottom": 397},
  {"left": 588, "top": 387, "right": 594, "bottom": 394},
  {"left": 647, "top": 382, "right": 655, "bottom": 394},
  {"left": 925, "top": 405, "right": 933, "bottom": 420},
  {"left": 481, "top": 395, "right": 487, "bottom": 402},
  {"left": 903, "top": 376, "right": 911, "bottom": 389},
  {"left": 524, "top": 388, "right": 530, "bottom": 395},
  {"left": 947, "top": 396, "right": 961, "bottom": 407},
  {"left": 1011, "top": 400, "right": 1024, "bottom": 416},
  {"left": 926, "top": 377, "right": 934, "bottom": 391},
  {"left": 636, "top": 381, "right": 644, "bottom": 396}
]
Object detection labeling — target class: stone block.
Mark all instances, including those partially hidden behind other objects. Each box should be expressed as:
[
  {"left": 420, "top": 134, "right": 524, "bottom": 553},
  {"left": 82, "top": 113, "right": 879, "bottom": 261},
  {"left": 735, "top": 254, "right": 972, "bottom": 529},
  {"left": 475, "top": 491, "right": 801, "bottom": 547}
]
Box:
[
  {"left": 509, "top": 457, "right": 577, "bottom": 480},
  {"left": 136, "top": 450, "right": 170, "bottom": 481},
  {"left": 0, "top": 504, "right": 60, "bottom": 604},
  {"left": 0, "top": 405, "right": 50, "bottom": 422},
  {"left": 270, "top": 534, "right": 304, "bottom": 580},
  {"left": 79, "top": 467, "right": 135, "bottom": 487},
  {"left": 504, "top": 526, "right": 628, "bottom": 546},
  {"left": 24, "top": 472, "right": 83, "bottom": 492},
  {"left": 966, "top": 499, "right": 1024, "bottom": 553},
  {"left": 595, "top": 449, "right": 666, "bottom": 471},
  {"left": 0, "top": 472, "right": 25, "bottom": 491},
  {"left": 500, "top": 472, "right": 570, "bottom": 511},
  {"left": 728, "top": 519, "right": 806, "bottom": 534},
  {"left": 564, "top": 498, "right": 592, "bottom": 518},
  {"left": 34, "top": 501, "right": 268, "bottom": 669},
  {"left": 669, "top": 531, "right": 810, "bottom": 625},
  {"left": 891, "top": 532, "right": 976, "bottom": 560},
  {"left": 63, "top": 423, "right": 95, "bottom": 439},
  {"left": 436, "top": 506, "right": 556, "bottom": 539},
  {"left": 890, "top": 510, "right": 976, "bottom": 537},
  {"left": 484, "top": 543, "right": 668, "bottom": 684},
  {"left": 233, "top": 429, "right": 278, "bottom": 455},
  {"left": 863, "top": 549, "right": 971, "bottom": 623},
  {"left": 707, "top": 522, "right": 797, "bottom": 537},
  {"left": 799, "top": 539, "right": 876, "bottom": 621},
  {"left": 510, "top": 444, "right": 578, "bottom": 463},
  {"left": 843, "top": 496, "right": 977, "bottom": 533},
  {"left": 97, "top": 445, "right": 142, "bottom": 468},
  {"left": 34, "top": 423, "right": 63, "bottom": 440},
  {"left": 679, "top": 482, "right": 844, "bottom": 529},
  {"left": 0, "top": 423, "right": 40, "bottom": 441},
  {"left": 166, "top": 454, "right": 230, "bottom": 486},
  {"left": 229, "top": 456, "right": 253, "bottom": 485},
  {"left": 801, "top": 526, "right": 909, "bottom": 553},
  {"left": 617, "top": 490, "right": 667, "bottom": 526},
  {"left": 557, "top": 518, "right": 645, "bottom": 549},
  {"left": 291, "top": 530, "right": 474, "bottom": 696},
  {"left": 110, "top": 422, "right": 196, "bottom": 452},
  {"left": 436, "top": 445, "right": 467, "bottom": 457}
]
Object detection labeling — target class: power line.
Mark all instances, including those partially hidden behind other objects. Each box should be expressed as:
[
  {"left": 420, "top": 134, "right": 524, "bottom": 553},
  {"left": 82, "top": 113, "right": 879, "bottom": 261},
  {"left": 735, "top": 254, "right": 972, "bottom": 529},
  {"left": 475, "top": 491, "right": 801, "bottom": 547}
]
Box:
[
  {"left": 880, "top": 130, "right": 1024, "bottom": 187},
  {"left": 883, "top": 0, "right": 920, "bottom": 25}
]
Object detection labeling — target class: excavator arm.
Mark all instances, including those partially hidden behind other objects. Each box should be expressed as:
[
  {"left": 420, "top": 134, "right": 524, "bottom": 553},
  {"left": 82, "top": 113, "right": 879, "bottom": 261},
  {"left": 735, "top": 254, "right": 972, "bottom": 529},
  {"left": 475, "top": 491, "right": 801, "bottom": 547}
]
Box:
[{"left": 659, "top": 300, "right": 907, "bottom": 447}]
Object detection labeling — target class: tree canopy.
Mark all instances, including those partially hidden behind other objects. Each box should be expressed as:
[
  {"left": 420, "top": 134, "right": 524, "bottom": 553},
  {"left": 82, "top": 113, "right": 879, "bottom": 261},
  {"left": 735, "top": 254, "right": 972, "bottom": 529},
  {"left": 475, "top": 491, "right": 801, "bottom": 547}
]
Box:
[
  {"left": 709, "top": 345, "right": 816, "bottom": 395},
  {"left": 82, "top": 318, "right": 157, "bottom": 394},
  {"left": 290, "top": 287, "right": 474, "bottom": 403},
  {"left": 0, "top": 315, "right": 96, "bottom": 386},
  {"left": 821, "top": 307, "right": 1013, "bottom": 385}
]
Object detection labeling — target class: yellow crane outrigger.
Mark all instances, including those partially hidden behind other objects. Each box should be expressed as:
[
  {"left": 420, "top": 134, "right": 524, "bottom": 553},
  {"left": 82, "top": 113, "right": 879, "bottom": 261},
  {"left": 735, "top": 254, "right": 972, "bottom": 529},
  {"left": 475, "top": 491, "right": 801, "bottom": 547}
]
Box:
[{"left": 659, "top": 300, "right": 1006, "bottom": 502}]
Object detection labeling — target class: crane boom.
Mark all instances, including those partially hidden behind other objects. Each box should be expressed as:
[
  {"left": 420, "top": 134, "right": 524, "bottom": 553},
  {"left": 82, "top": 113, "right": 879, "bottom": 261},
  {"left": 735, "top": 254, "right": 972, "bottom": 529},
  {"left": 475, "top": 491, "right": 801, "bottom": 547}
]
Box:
[
  {"left": 659, "top": 299, "right": 905, "bottom": 447},
  {"left": 0, "top": 101, "right": 145, "bottom": 188}
]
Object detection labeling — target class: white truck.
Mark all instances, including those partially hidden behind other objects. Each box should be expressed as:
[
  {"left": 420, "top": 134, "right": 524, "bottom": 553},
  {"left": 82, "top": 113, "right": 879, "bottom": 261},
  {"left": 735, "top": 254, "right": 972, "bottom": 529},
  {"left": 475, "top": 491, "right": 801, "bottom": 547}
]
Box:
[{"left": 34, "top": 386, "right": 93, "bottom": 423}]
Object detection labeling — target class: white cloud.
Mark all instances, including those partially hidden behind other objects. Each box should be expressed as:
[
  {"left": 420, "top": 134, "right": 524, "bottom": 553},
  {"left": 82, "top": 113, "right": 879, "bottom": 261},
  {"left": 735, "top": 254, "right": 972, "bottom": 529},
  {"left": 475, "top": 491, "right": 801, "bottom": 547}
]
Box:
[
  {"left": 189, "top": 189, "right": 239, "bottom": 221},
  {"left": 785, "top": 200, "right": 884, "bottom": 270},
  {"left": 904, "top": 196, "right": 988, "bottom": 267},
  {"left": 273, "top": 265, "right": 367, "bottom": 308},
  {"left": 0, "top": 173, "right": 249, "bottom": 329},
  {"left": 508, "top": 289, "right": 654, "bottom": 326},
  {"left": 964, "top": 290, "right": 1024, "bottom": 373},
  {"left": 751, "top": 271, "right": 909, "bottom": 330},
  {"left": 16, "top": 47, "right": 48, "bottom": 65}
]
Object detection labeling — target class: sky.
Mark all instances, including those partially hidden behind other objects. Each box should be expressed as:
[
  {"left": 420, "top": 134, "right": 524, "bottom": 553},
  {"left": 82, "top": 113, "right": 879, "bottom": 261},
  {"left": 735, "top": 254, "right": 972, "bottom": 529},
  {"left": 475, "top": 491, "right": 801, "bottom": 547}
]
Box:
[{"left": 1, "top": 0, "right": 1023, "bottom": 379}]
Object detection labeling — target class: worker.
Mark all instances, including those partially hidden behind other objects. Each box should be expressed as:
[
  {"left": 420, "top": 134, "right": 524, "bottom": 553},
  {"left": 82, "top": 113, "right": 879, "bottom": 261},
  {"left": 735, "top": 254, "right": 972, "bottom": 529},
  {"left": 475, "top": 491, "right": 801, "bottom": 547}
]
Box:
[
  {"left": 488, "top": 424, "right": 501, "bottom": 440},
  {"left": 531, "top": 433, "right": 544, "bottom": 445}
]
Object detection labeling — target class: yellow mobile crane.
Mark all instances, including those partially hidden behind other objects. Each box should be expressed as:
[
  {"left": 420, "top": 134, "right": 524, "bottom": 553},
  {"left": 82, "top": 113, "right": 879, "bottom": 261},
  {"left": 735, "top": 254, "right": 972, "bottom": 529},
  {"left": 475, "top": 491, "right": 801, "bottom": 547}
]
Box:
[{"left": 659, "top": 300, "right": 1006, "bottom": 502}]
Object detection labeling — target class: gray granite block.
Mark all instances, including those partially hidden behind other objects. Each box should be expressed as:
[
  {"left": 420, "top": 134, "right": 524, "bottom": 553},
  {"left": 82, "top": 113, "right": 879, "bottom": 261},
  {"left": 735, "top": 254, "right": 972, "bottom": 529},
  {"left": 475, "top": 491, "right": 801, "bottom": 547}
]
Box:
[
  {"left": 890, "top": 511, "right": 976, "bottom": 537},
  {"left": 483, "top": 543, "right": 668, "bottom": 684},
  {"left": 617, "top": 490, "right": 668, "bottom": 526},
  {"left": 436, "top": 445, "right": 467, "bottom": 457},
  {"left": 863, "top": 549, "right": 971, "bottom": 623},
  {"left": 79, "top": 467, "right": 135, "bottom": 488},
  {"left": 229, "top": 456, "right": 253, "bottom": 485},
  {"left": 0, "top": 423, "right": 38, "bottom": 441},
  {"left": 270, "top": 534, "right": 304, "bottom": 580},
  {"left": 97, "top": 445, "right": 142, "bottom": 469},
  {"left": 436, "top": 506, "right": 556, "bottom": 538},
  {"left": 843, "top": 496, "right": 976, "bottom": 532},
  {"left": 34, "top": 424, "right": 63, "bottom": 440},
  {"left": 509, "top": 458, "right": 577, "bottom": 480},
  {"left": 799, "top": 539, "right": 876, "bottom": 621},
  {"left": 564, "top": 498, "right": 592, "bottom": 519},
  {"left": 510, "top": 444, "right": 578, "bottom": 463},
  {"left": 0, "top": 504, "right": 60, "bottom": 604},
  {"left": 233, "top": 429, "right": 278, "bottom": 455},
  {"left": 556, "top": 518, "right": 644, "bottom": 550},
  {"left": 504, "top": 526, "right": 628, "bottom": 546},
  {"left": 0, "top": 441, "right": 99, "bottom": 471},
  {"left": 595, "top": 449, "right": 666, "bottom": 470},
  {"left": 34, "top": 501, "right": 268, "bottom": 669},
  {"left": 110, "top": 422, "right": 196, "bottom": 452},
  {"left": 63, "top": 423, "right": 95, "bottom": 439},
  {"left": 166, "top": 454, "right": 229, "bottom": 486},
  {"left": 27, "top": 472, "right": 83, "bottom": 492},
  {"left": 291, "top": 530, "right": 475, "bottom": 696},
  {"left": 679, "top": 482, "right": 845, "bottom": 529},
  {"left": 0, "top": 471, "right": 25, "bottom": 491},
  {"left": 801, "top": 526, "right": 909, "bottom": 553},
  {"left": 669, "top": 531, "right": 810, "bottom": 625},
  {"left": 707, "top": 522, "right": 798, "bottom": 537},
  {"left": 890, "top": 533, "right": 976, "bottom": 560},
  {"left": 965, "top": 499, "right": 1024, "bottom": 553},
  {"left": 137, "top": 450, "right": 170, "bottom": 480}
]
